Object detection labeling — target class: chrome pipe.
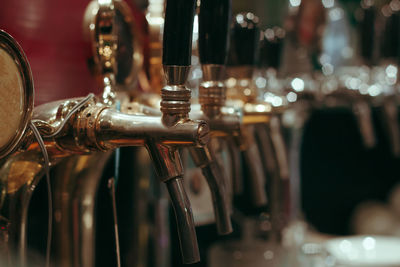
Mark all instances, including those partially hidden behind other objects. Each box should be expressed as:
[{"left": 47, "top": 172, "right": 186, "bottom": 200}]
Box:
[
  {"left": 165, "top": 177, "right": 199, "bottom": 264},
  {"left": 188, "top": 146, "right": 233, "bottom": 235},
  {"left": 51, "top": 152, "right": 113, "bottom": 267}
]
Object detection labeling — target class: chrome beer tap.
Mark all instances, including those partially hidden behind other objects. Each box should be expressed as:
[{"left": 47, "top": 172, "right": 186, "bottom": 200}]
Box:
[
  {"left": 185, "top": 0, "right": 239, "bottom": 235},
  {"left": 257, "top": 26, "right": 291, "bottom": 242},
  {"left": 0, "top": 89, "right": 209, "bottom": 266},
  {"left": 138, "top": 0, "right": 236, "bottom": 237},
  {"left": 366, "top": 0, "right": 400, "bottom": 157},
  {"left": 226, "top": 13, "right": 270, "bottom": 207},
  {"left": 280, "top": 0, "right": 381, "bottom": 251},
  {"left": 51, "top": 1, "right": 142, "bottom": 266},
  {"left": 0, "top": 1, "right": 209, "bottom": 263},
  {"left": 84, "top": 0, "right": 233, "bottom": 261}
]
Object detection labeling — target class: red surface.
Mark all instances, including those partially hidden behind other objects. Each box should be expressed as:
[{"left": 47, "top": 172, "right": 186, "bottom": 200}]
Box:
[
  {"left": 0, "top": 0, "right": 102, "bottom": 105},
  {"left": 0, "top": 0, "right": 149, "bottom": 105}
]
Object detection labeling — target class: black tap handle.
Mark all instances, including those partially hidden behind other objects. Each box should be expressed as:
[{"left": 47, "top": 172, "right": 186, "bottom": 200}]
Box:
[
  {"left": 198, "top": 0, "right": 231, "bottom": 65},
  {"left": 259, "top": 27, "right": 285, "bottom": 69},
  {"left": 380, "top": 10, "right": 400, "bottom": 60},
  {"left": 162, "top": 0, "right": 196, "bottom": 66},
  {"left": 227, "top": 12, "right": 260, "bottom": 66},
  {"left": 358, "top": 4, "right": 375, "bottom": 64}
]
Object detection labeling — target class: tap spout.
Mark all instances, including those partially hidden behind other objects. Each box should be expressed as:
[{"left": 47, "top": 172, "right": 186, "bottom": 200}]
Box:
[
  {"left": 165, "top": 177, "right": 199, "bottom": 264},
  {"left": 189, "top": 146, "right": 233, "bottom": 235},
  {"left": 240, "top": 125, "right": 268, "bottom": 207}
]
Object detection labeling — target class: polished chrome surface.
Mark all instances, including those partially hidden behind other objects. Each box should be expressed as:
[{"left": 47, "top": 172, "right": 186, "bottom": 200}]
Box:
[
  {"left": 163, "top": 65, "right": 190, "bottom": 85},
  {"left": 0, "top": 148, "right": 59, "bottom": 266},
  {"left": 0, "top": 30, "right": 34, "bottom": 159},
  {"left": 83, "top": 0, "right": 143, "bottom": 96},
  {"left": 0, "top": 3, "right": 216, "bottom": 267},
  {"left": 165, "top": 177, "right": 200, "bottom": 264},
  {"left": 0, "top": 93, "right": 210, "bottom": 265},
  {"left": 226, "top": 67, "right": 259, "bottom": 104},
  {"left": 190, "top": 62, "right": 239, "bottom": 234},
  {"left": 202, "top": 64, "right": 226, "bottom": 81},
  {"left": 224, "top": 101, "right": 271, "bottom": 207},
  {"left": 146, "top": 0, "right": 165, "bottom": 93},
  {"left": 242, "top": 125, "right": 269, "bottom": 206},
  {"left": 161, "top": 66, "right": 192, "bottom": 126},
  {"left": 188, "top": 145, "right": 233, "bottom": 235},
  {"left": 52, "top": 153, "right": 112, "bottom": 267},
  {"left": 94, "top": 109, "right": 209, "bottom": 150},
  {"left": 199, "top": 64, "right": 227, "bottom": 118}
]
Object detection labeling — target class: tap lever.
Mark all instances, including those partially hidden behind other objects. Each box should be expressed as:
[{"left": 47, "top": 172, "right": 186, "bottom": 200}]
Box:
[
  {"left": 358, "top": 0, "right": 376, "bottom": 65},
  {"left": 228, "top": 13, "right": 260, "bottom": 67},
  {"left": 166, "top": 177, "right": 200, "bottom": 264},
  {"left": 226, "top": 13, "right": 260, "bottom": 102},
  {"left": 198, "top": 0, "right": 231, "bottom": 117},
  {"left": 198, "top": 0, "right": 231, "bottom": 65},
  {"left": 259, "top": 27, "right": 285, "bottom": 70},
  {"left": 161, "top": 0, "right": 196, "bottom": 124},
  {"left": 162, "top": 0, "right": 196, "bottom": 66}
]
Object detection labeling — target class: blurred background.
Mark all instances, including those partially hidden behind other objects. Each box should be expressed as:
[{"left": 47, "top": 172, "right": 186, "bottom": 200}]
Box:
[{"left": 2, "top": 0, "right": 400, "bottom": 266}]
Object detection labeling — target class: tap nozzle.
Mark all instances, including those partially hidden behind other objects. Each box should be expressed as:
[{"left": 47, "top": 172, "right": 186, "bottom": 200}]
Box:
[
  {"left": 165, "top": 177, "right": 200, "bottom": 264},
  {"left": 189, "top": 146, "right": 233, "bottom": 235}
]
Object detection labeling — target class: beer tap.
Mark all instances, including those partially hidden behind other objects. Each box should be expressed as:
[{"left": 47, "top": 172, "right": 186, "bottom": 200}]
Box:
[
  {"left": 258, "top": 27, "right": 289, "bottom": 182},
  {"left": 0, "top": 91, "right": 209, "bottom": 265},
  {"left": 257, "top": 26, "right": 291, "bottom": 241},
  {"left": 0, "top": 0, "right": 209, "bottom": 262},
  {"left": 51, "top": 1, "right": 141, "bottom": 266},
  {"left": 372, "top": 0, "right": 400, "bottom": 157},
  {"left": 185, "top": 0, "right": 239, "bottom": 235},
  {"left": 226, "top": 13, "right": 269, "bottom": 207},
  {"left": 54, "top": 0, "right": 231, "bottom": 265},
  {"left": 280, "top": 0, "right": 381, "bottom": 245},
  {"left": 137, "top": 0, "right": 235, "bottom": 236}
]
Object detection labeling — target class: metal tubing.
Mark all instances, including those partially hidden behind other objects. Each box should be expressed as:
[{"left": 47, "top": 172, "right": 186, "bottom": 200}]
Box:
[
  {"left": 165, "top": 177, "right": 199, "bottom": 264},
  {"left": 189, "top": 146, "right": 233, "bottom": 235}
]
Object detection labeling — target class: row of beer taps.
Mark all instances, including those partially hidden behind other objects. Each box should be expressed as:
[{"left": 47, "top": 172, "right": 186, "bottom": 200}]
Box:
[
  {"left": 0, "top": 0, "right": 262, "bottom": 265},
  {"left": 1, "top": 0, "right": 400, "bottom": 266}
]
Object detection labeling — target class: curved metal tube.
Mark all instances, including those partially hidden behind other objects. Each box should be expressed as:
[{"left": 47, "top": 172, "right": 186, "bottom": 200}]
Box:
[
  {"left": 165, "top": 177, "right": 199, "bottom": 264},
  {"left": 0, "top": 151, "right": 48, "bottom": 267},
  {"left": 51, "top": 152, "right": 112, "bottom": 267},
  {"left": 226, "top": 136, "right": 243, "bottom": 195},
  {"left": 286, "top": 103, "right": 311, "bottom": 221},
  {"left": 381, "top": 100, "right": 400, "bottom": 157},
  {"left": 189, "top": 146, "right": 233, "bottom": 235},
  {"left": 269, "top": 116, "right": 290, "bottom": 180},
  {"left": 201, "top": 161, "right": 232, "bottom": 235},
  {"left": 254, "top": 123, "right": 288, "bottom": 242},
  {"left": 241, "top": 125, "right": 268, "bottom": 207}
]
